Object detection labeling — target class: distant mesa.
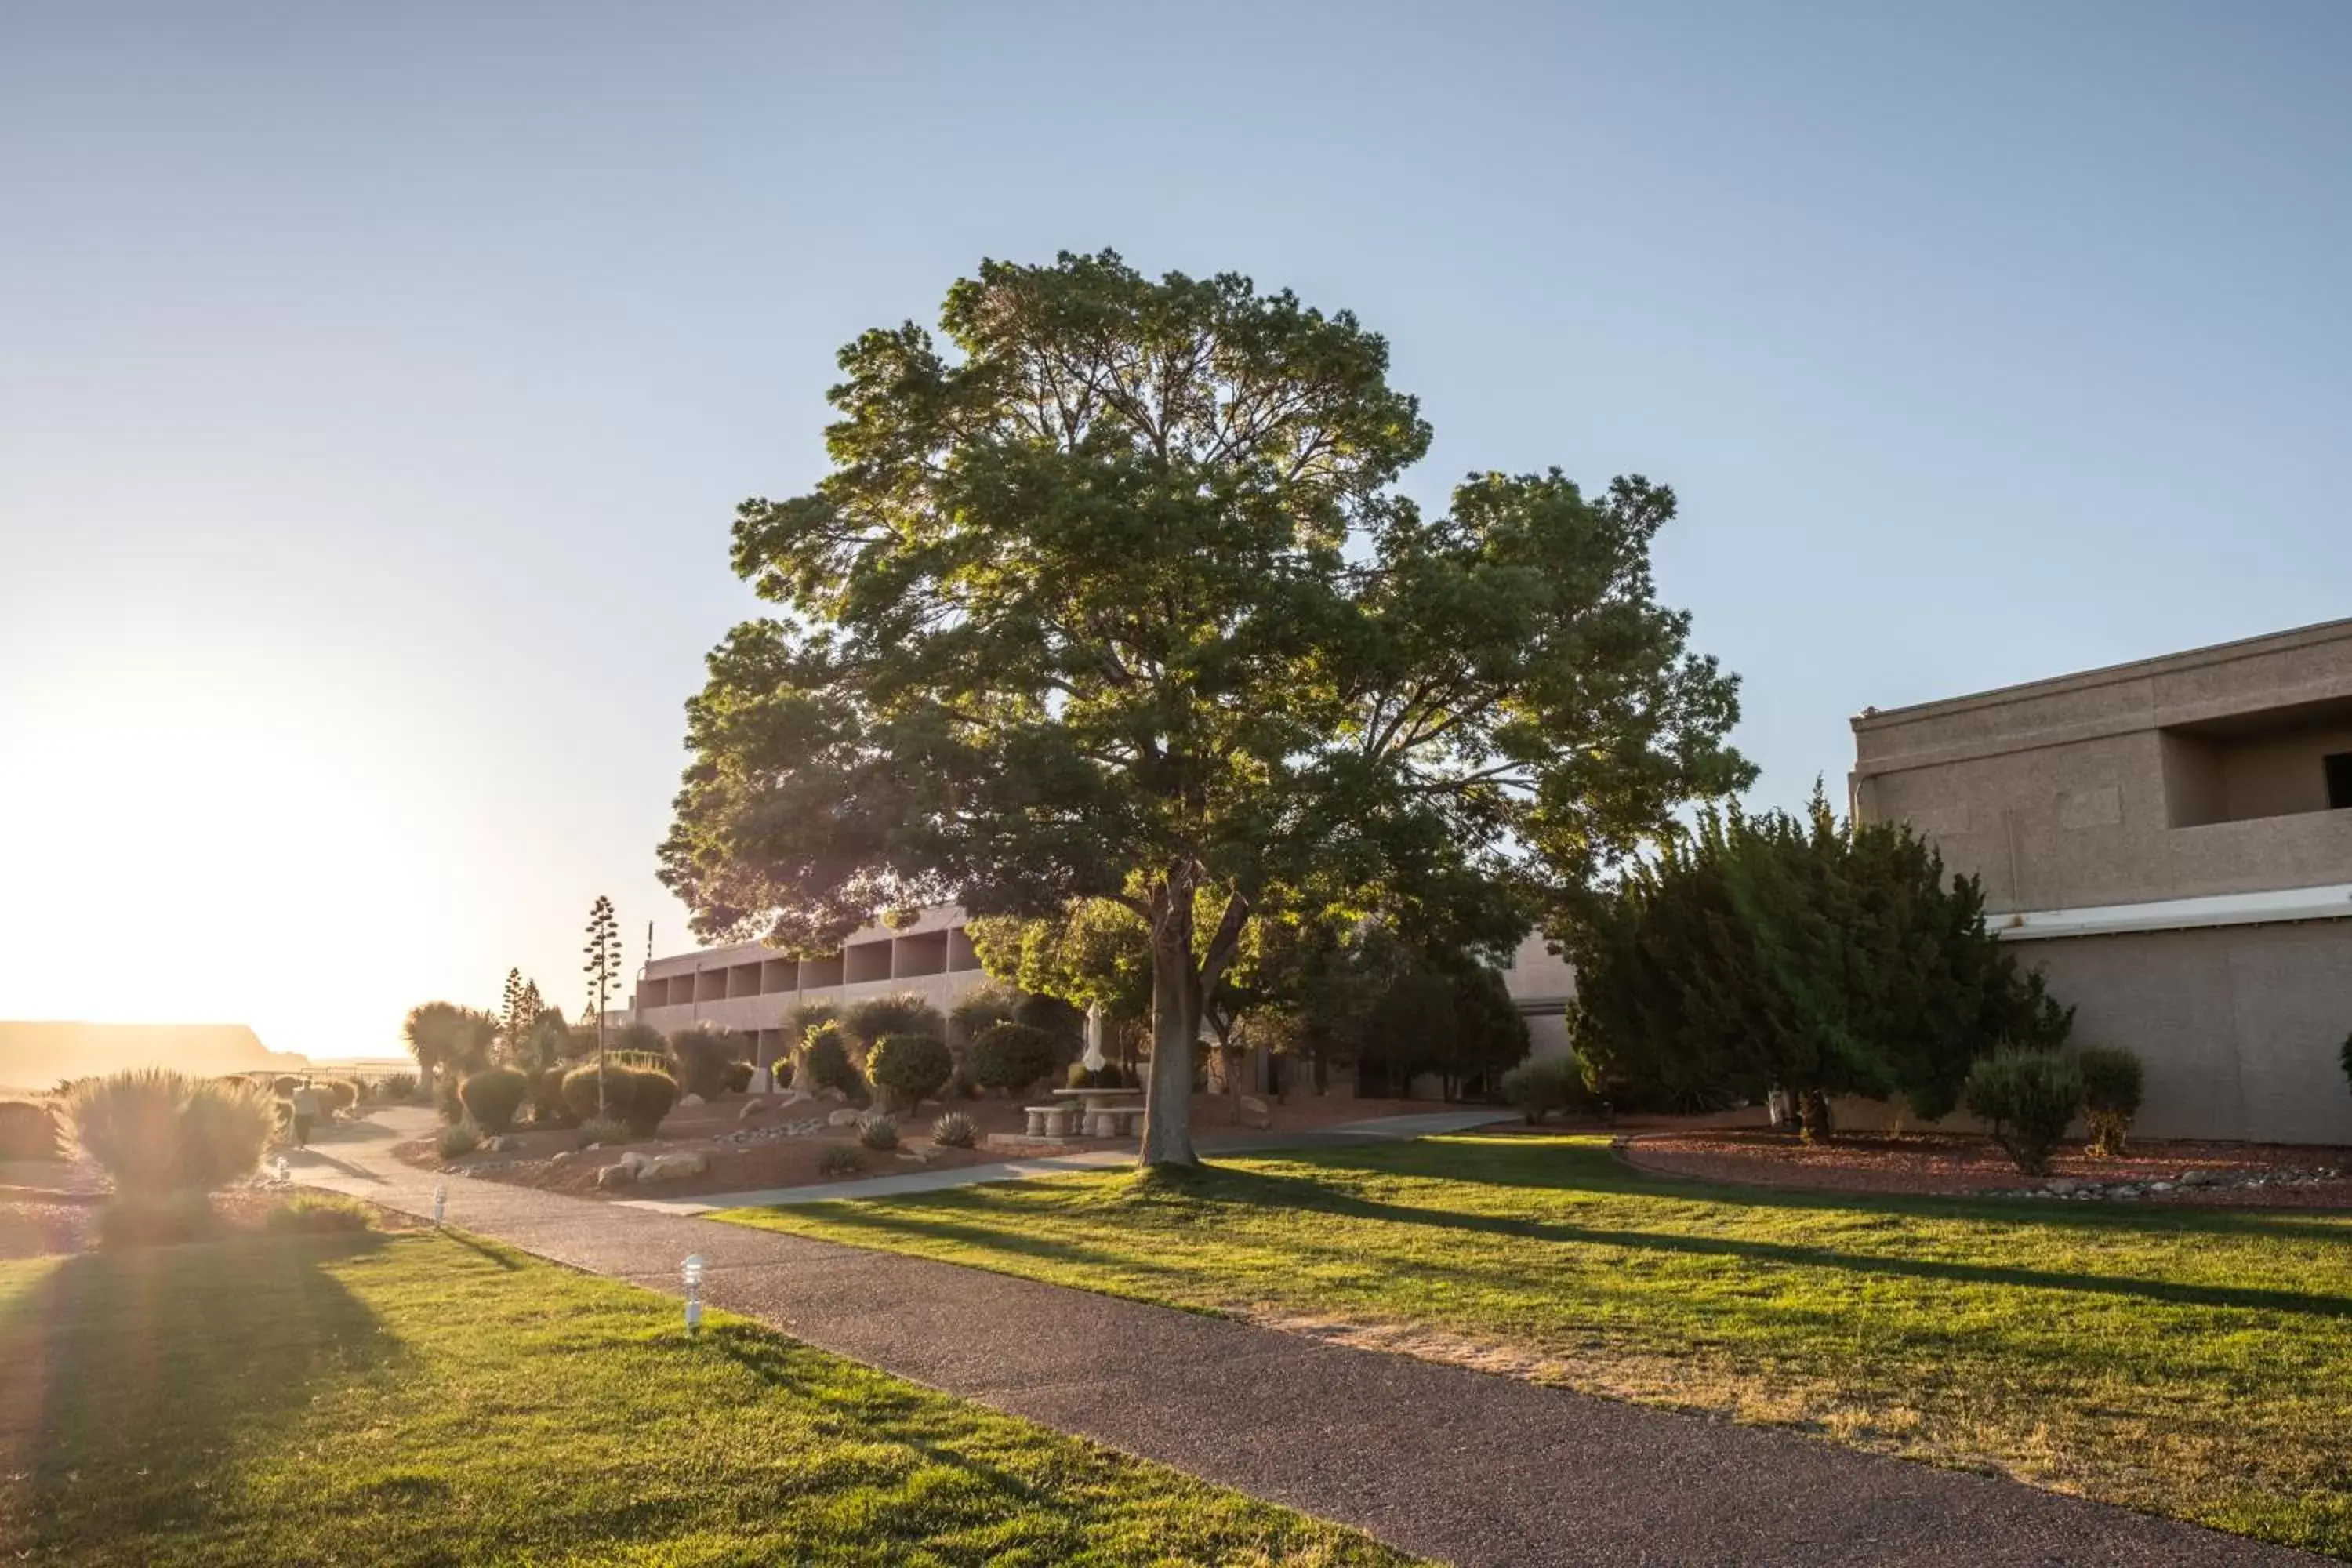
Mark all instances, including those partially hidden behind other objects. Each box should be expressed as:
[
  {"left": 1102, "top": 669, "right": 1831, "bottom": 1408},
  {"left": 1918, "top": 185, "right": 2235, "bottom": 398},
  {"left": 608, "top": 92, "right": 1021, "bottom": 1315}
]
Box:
[{"left": 0, "top": 1021, "right": 309, "bottom": 1090}]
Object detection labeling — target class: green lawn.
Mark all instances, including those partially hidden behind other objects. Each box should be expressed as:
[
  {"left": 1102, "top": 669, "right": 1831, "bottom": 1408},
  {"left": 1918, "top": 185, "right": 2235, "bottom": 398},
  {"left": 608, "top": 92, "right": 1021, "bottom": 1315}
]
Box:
[
  {"left": 717, "top": 1134, "right": 2352, "bottom": 1558},
  {"left": 0, "top": 1230, "right": 1416, "bottom": 1566}
]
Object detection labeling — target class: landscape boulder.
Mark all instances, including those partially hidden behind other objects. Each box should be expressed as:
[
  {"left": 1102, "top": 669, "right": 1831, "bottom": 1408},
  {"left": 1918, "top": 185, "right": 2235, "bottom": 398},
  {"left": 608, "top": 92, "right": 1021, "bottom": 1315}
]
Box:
[
  {"left": 595, "top": 1163, "right": 638, "bottom": 1189},
  {"left": 640, "top": 1152, "right": 708, "bottom": 1182},
  {"left": 826, "top": 1107, "right": 862, "bottom": 1127},
  {"left": 678, "top": 1094, "right": 706, "bottom": 1109}
]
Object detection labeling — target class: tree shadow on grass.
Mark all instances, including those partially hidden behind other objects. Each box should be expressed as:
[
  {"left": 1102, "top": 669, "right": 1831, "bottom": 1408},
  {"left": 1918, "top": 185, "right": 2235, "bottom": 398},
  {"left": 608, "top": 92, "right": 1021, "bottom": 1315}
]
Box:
[
  {"left": 1155, "top": 1164, "right": 2352, "bottom": 1321},
  {"left": 0, "top": 1232, "right": 400, "bottom": 1556}
]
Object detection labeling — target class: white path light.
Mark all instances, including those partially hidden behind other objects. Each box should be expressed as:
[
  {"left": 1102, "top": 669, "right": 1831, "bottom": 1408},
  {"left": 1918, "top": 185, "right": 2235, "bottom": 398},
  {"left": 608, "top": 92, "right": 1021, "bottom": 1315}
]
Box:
[
  {"left": 433, "top": 1183, "right": 447, "bottom": 1226},
  {"left": 681, "top": 1254, "right": 706, "bottom": 1334}
]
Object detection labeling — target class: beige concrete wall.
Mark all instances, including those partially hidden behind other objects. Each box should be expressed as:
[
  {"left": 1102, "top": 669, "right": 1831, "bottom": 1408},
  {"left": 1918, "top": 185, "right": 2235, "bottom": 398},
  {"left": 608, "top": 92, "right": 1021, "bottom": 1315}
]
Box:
[{"left": 2024, "top": 920, "right": 2352, "bottom": 1145}]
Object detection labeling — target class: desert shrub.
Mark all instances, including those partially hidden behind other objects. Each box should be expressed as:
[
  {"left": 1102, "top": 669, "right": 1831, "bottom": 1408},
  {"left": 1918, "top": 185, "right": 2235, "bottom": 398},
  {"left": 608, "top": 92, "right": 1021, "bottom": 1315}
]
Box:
[
  {"left": 0, "top": 1101, "right": 63, "bottom": 1162},
  {"left": 2076, "top": 1045, "right": 2145, "bottom": 1158},
  {"left": 867, "top": 1033, "right": 955, "bottom": 1111},
  {"left": 575, "top": 1115, "right": 630, "bottom": 1149},
  {"left": 1066, "top": 1061, "right": 1094, "bottom": 1090},
  {"left": 436, "top": 1076, "right": 466, "bottom": 1124},
  {"left": 96, "top": 1191, "right": 216, "bottom": 1249},
  {"left": 1500, "top": 1058, "right": 1584, "bottom": 1123},
  {"left": 800, "top": 1022, "right": 863, "bottom": 1098},
  {"left": 948, "top": 984, "right": 1022, "bottom": 1043},
  {"left": 669, "top": 1025, "right": 749, "bottom": 1100},
  {"left": 1963, "top": 1047, "right": 2084, "bottom": 1176},
  {"left": 68, "top": 1070, "right": 275, "bottom": 1198},
  {"left": 841, "top": 994, "right": 946, "bottom": 1060},
  {"left": 319, "top": 1078, "right": 361, "bottom": 1116},
  {"left": 265, "top": 1194, "right": 376, "bottom": 1234},
  {"left": 373, "top": 1072, "right": 420, "bottom": 1103},
  {"left": 855, "top": 1112, "right": 898, "bottom": 1151},
  {"left": 437, "top": 1120, "right": 483, "bottom": 1160},
  {"left": 817, "top": 1144, "right": 865, "bottom": 1178},
  {"left": 458, "top": 1066, "right": 530, "bottom": 1134},
  {"left": 929, "top": 1110, "right": 978, "bottom": 1149},
  {"left": 724, "top": 1060, "right": 754, "bottom": 1094},
  {"left": 272, "top": 1075, "right": 303, "bottom": 1097},
  {"left": 561, "top": 1064, "right": 679, "bottom": 1137},
  {"left": 532, "top": 1066, "right": 579, "bottom": 1127}
]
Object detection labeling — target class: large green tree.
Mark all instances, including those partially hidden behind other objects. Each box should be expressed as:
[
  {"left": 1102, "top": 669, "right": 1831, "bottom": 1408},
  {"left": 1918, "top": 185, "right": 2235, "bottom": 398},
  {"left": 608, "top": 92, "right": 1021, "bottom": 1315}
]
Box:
[
  {"left": 660, "top": 251, "right": 1748, "bottom": 1164},
  {"left": 1561, "top": 787, "right": 2072, "bottom": 1139}
]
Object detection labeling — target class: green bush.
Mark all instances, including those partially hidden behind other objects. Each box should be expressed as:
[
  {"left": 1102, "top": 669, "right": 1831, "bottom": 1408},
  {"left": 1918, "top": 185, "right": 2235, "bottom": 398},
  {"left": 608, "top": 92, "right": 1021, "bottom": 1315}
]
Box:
[
  {"left": 372, "top": 1072, "right": 420, "bottom": 1104},
  {"left": 67, "top": 1070, "right": 275, "bottom": 1198},
  {"left": 265, "top": 1194, "right": 376, "bottom": 1234},
  {"left": 856, "top": 1112, "right": 899, "bottom": 1151},
  {"left": 967, "top": 1022, "right": 1058, "bottom": 1095},
  {"left": 532, "top": 1066, "right": 579, "bottom": 1128},
  {"left": 1499, "top": 1058, "right": 1583, "bottom": 1123},
  {"left": 437, "top": 1121, "right": 483, "bottom": 1160},
  {"left": 0, "top": 1100, "right": 63, "bottom": 1162},
  {"left": 319, "top": 1078, "right": 361, "bottom": 1116},
  {"left": 1066, "top": 1061, "right": 1094, "bottom": 1090},
  {"left": 575, "top": 1115, "right": 630, "bottom": 1149},
  {"left": 272, "top": 1075, "right": 303, "bottom": 1098},
  {"left": 669, "top": 1025, "right": 749, "bottom": 1100},
  {"left": 561, "top": 1064, "right": 679, "bottom": 1137},
  {"left": 929, "top": 1110, "right": 978, "bottom": 1149},
  {"left": 948, "top": 985, "right": 1022, "bottom": 1043},
  {"left": 1963, "top": 1047, "right": 2084, "bottom": 1176},
  {"left": 96, "top": 1191, "right": 216, "bottom": 1249},
  {"left": 817, "top": 1144, "right": 865, "bottom": 1178},
  {"left": 800, "top": 1022, "right": 863, "bottom": 1098},
  {"left": 724, "top": 1060, "right": 754, "bottom": 1094},
  {"left": 867, "top": 1033, "right": 955, "bottom": 1111},
  {"left": 842, "top": 994, "right": 946, "bottom": 1060},
  {"left": 458, "top": 1067, "right": 530, "bottom": 1134},
  {"left": 2076, "top": 1045, "right": 2145, "bottom": 1158}
]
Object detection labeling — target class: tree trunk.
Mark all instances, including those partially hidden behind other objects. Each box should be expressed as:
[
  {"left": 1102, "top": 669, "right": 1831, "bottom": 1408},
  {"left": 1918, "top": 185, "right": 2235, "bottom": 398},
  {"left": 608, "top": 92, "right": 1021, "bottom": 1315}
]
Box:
[
  {"left": 1138, "top": 939, "right": 1201, "bottom": 1167},
  {"left": 1798, "top": 1086, "right": 1834, "bottom": 1143}
]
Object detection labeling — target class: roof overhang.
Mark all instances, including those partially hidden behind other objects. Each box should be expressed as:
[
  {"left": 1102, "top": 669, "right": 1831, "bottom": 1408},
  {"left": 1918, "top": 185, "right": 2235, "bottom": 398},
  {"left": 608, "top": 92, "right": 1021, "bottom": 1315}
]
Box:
[{"left": 1985, "top": 884, "right": 2352, "bottom": 942}]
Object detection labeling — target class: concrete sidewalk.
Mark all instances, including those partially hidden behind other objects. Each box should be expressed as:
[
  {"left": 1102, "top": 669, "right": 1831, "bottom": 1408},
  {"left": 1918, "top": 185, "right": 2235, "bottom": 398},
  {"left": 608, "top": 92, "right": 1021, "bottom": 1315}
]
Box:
[
  {"left": 620, "top": 1106, "right": 1513, "bottom": 1215},
  {"left": 290, "top": 1109, "right": 2321, "bottom": 1568}
]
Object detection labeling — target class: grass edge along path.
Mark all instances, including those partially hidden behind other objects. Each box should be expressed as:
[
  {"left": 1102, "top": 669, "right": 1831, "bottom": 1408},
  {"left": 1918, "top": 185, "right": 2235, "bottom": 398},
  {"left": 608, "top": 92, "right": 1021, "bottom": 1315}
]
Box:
[
  {"left": 714, "top": 1132, "right": 2352, "bottom": 1560},
  {"left": 0, "top": 1229, "right": 1421, "bottom": 1567}
]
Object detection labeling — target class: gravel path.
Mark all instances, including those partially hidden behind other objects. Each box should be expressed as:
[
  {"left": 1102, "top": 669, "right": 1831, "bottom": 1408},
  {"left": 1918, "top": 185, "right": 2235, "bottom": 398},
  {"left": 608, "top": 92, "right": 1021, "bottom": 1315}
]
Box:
[{"left": 292, "top": 1108, "right": 2324, "bottom": 1568}]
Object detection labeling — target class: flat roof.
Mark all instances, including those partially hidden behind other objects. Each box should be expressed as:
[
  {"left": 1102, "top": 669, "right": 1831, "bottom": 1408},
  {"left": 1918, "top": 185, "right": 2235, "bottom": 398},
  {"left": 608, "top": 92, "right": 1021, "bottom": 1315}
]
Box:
[{"left": 1851, "top": 615, "right": 2352, "bottom": 732}]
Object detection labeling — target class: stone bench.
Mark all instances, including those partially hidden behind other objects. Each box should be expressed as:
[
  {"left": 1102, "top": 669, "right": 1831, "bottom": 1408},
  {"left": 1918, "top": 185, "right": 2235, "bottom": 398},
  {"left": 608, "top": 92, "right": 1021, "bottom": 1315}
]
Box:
[{"left": 1023, "top": 1105, "right": 1078, "bottom": 1138}]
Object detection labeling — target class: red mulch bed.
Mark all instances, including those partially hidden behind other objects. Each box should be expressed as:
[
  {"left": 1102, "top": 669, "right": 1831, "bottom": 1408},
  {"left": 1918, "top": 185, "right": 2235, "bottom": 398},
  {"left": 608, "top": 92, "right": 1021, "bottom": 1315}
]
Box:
[
  {"left": 1621, "top": 1129, "right": 2352, "bottom": 1209},
  {"left": 402, "top": 1090, "right": 1444, "bottom": 1202}
]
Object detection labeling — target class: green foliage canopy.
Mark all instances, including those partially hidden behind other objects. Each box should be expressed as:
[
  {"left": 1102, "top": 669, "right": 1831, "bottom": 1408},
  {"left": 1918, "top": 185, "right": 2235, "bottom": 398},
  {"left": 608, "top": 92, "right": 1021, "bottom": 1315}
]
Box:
[{"left": 660, "top": 251, "right": 1748, "bottom": 1163}]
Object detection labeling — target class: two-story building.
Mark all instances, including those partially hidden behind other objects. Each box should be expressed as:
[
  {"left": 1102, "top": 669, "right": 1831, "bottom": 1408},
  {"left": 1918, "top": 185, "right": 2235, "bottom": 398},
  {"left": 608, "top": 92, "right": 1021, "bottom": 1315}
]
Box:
[{"left": 1852, "top": 617, "right": 2352, "bottom": 1144}]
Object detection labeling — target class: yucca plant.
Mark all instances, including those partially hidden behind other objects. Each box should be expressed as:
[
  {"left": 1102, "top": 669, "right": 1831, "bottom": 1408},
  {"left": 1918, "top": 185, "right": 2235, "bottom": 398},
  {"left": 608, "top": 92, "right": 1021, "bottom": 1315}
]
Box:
[
  {"left": 817, "top": 1144, "right": 865, "bottom": 1177},
  {"left": 928, "top": 1110, "right": 978, "bottom": 1149},
  {"left": 67, "top": 1069, "right": 274, "bottom": 1198},
  {"left": 855, "top": 1112, "right": 899, "bottom": 1151}
]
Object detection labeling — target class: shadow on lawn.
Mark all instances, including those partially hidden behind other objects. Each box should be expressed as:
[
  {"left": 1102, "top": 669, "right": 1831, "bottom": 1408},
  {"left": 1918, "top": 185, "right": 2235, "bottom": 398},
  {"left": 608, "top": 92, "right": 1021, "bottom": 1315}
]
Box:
[
  {"left": 1152, "top": 1163, "right": 2352, "bottom": 1320},
  {"left": 0, "top": 1232, "right": 398, "bottom": 1551}
]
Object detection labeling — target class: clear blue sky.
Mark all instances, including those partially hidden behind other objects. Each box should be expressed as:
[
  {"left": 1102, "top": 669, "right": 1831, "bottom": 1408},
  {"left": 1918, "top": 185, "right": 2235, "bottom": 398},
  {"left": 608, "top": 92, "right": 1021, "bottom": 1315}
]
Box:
[{"left": 3, "top": 2, "right": 2347, "bottom": 1056}]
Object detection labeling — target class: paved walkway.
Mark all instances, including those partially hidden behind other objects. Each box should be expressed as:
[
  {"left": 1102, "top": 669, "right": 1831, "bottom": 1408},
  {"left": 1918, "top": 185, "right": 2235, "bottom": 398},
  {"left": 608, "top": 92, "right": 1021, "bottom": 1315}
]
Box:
[
  {"left": 621, "top": 1107, "right": 1513, "bottom": 1214},
  {"left": 291, "top": 1109, "right": 2321, "bottom": 1568}
]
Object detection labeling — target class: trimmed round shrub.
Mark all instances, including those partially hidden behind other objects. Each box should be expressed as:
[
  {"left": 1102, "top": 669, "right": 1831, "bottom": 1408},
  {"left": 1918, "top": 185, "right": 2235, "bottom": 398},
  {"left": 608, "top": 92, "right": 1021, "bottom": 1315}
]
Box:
[
  {"left": 1499, "top": 1058, "right": 1584, "bottom": 1123},
  {"left": 800, "top": 1022, "right": 863, "bottom": 1098},
  {"left": 817, "top": 1144, "right": 865, "bottom": 1178},
  {"left": 669, "top": 1025, "right": 749, "bottom": 1100},
  {"left": 1963, "top": 1047, "right": 2084, "bottom": 1176},
  {"left": 437, "top": 1120, "right": 483, "bottom": 1160},
  {"left": 2076, "top": 1045, "right": 2145, "bottom": 1158},
  {"left": 67, "top": 1069, "right": 275, "bottom": 1198},
  {"left": 458, "top": 1067, "right": 530, "bottom": 1135},
  {"left": 532, "top": 1066, "right": 579, "bottom": 1128},
  {"left": 967, "top": 1022, "right": 1059, "bottom": 1096},
  {"left": 319, "top": 1078, "right": 361, "bottom": 1116},
  {"left": 855, "top": 1112, "right": 899, "bottom": 1151},
  {"left": 272, "top": 1075, "right": 303, "bottom": 1098},
  {"left": 562, "top": 1064, "right": 680, "bottom": 1137},
  {"left": 929, "top": 1110, "right": 978, "bottom": 1149},
  {"left": 724, "top": 1060, "right": 754, "bottom": 1094},
  {"left": 867, "top": 1033, "right": 954, "bottom": 1112},
  {"left": 841, "top": 993, "right": 946, "bottom": 1060},
  {"left": 0, "top": 1100, "right": 63, "bottom": 1162},
  {"left": 619, "top": 1066, "right": 678, "bottom": 1136}
]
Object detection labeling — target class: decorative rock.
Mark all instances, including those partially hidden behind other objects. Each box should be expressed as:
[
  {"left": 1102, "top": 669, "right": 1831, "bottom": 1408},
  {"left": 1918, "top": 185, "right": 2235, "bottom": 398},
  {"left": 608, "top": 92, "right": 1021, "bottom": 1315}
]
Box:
[
  {"left": 2148, "top": 1181, "right": 2174, "bottom": 1192},
  {"left": 678, "top": 1094, "right": 706, "bottom": 1109},
  {"left": 2044, "top": 1178, "right": 2081, "bottom": 1196},
  {"left": 826, "top": 1107, "right": 862, "bottom": 1127},
  {"left": 640, "top": 1151, "right": 709, "bottom": 1182},
  {"left": 818, "top": 1087, "right": 847, "bottom": 1103},
  {"left": 739, "top": 1099, "right": 766, "bottom": 1119},
  {"left": 2177, "top": 1170, "right": 2216, "bottom": 1186},
  {"left": 595, "top": 1163, "right": 638, "bottom": 1189},
  {"left": 549, "top": 1150, "right": 573, "bottom": 1164}
]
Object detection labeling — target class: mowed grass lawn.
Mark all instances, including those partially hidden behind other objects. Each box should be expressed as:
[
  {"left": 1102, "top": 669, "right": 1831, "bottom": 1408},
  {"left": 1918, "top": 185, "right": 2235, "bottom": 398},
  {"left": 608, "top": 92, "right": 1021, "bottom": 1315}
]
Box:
[
  {"left": 719, "top": 1134, "right": 2352, "bottom": 1558},
  {"left": 0, "top": 1231, "right": 1416, "bottom": 1567}
]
